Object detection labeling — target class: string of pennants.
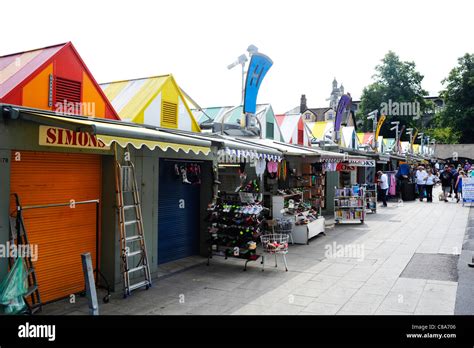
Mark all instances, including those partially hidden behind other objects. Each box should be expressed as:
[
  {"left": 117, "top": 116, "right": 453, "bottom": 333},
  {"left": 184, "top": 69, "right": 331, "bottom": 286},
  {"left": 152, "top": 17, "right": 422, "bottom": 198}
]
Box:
[{"left": 218, "top": 148, "right": 282, "bottom": 163}]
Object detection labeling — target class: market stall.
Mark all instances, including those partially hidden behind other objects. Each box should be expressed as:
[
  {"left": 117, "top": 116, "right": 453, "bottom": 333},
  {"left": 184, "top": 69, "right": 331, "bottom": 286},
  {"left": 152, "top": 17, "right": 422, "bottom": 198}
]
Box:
[
  {"left": 206, "top": 136, "right": 282, "bottom": 269},
  {"left": 232, "top": 139, "right": 346, "bottom": 244}
]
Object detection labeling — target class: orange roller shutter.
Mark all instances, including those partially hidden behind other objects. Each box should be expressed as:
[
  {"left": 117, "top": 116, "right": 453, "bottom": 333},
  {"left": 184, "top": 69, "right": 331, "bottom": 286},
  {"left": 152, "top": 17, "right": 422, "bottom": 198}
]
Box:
[{"left": 10, "top": 151, "right": 101, "bottom": 303}]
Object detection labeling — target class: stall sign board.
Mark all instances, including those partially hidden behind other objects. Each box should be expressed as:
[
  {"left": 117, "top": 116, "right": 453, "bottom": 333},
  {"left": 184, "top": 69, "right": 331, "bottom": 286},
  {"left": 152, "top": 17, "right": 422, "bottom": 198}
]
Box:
[
  {"left": 39, "top": 126, "right": 110, "bottom": 150},
  {"left": 463, "top": 178, "right": 474, "bottom": 205},
  {"left": 336, "top": 163, "right": 356, "bottom": 171},
  {"left": 347, "top": 159, "right": 376, "bottom": 167}
]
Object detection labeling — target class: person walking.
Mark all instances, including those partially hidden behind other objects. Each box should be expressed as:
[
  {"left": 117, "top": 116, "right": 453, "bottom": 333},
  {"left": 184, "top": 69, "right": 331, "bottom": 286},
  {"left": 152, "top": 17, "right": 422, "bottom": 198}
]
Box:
[
  {"left": 377, "top": 170, "right": 389, "bottom": 207},
  {"left": 452, "top": 167, "right": 460, "bottom": 200},
  {"left": 464, "top": 161, "right": 471, "bottom": 172},
  {"left": 424, "top": 169, "right": 438, "bottom": 203},
  {"left": 440, "top": 165, "right": 453, "bottom": 202},
  {"left": 415, "top": 166, "right": 428, "bottom": 202},
  {"left": 455, "top": 171, "right": 467, "bottom": 203}
]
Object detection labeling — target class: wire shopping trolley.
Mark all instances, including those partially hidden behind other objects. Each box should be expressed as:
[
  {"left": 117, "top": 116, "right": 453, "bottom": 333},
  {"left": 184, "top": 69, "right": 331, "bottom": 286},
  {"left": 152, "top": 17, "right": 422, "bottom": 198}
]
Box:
[{"left": 260, "top": 234, "right": 289, "bottom": 272}]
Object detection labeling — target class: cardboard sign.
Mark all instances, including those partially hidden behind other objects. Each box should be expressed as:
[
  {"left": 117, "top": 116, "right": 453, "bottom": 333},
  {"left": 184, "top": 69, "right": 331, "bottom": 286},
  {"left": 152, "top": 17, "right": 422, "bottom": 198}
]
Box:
[
  {"left": 39, "top": 126, "right": 110, "bottom": 150},
  {"left": 463, "top": 178, "right": 474, "bottom": 203}
]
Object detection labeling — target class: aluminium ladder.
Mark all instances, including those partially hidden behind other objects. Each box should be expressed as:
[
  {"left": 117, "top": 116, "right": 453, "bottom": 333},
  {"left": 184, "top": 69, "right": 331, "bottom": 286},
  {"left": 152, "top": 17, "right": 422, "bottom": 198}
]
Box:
[
  {"left": 9, "top": 194, "right": 42, "bottom": 314},
  {"left": 115, "top": 155, "right": 152, "bottom": 297}
]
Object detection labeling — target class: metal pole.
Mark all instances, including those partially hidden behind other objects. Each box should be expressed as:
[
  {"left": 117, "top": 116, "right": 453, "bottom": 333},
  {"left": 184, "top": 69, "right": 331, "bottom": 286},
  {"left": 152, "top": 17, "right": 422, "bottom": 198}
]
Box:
[
  {"left": 395, "top": 126, "right": 399, "bottom": 154},
  {"left": 241, "top": 63, "right": 245, "bottom": 106},
  {"left": 20, "top": 199, "right": 100, "bottom": 210},
  {"left": 81, "top": 252, "right": 99, "bottom": 315},
  {"left": 373, "top": 115, "right": 377, "bottom": 150}
]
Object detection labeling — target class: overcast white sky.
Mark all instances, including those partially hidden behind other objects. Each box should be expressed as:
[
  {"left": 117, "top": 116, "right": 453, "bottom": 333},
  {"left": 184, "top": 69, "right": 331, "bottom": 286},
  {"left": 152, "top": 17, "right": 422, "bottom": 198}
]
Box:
[{"left": 2, "top": 0, "right": 473, "bottom": 113}]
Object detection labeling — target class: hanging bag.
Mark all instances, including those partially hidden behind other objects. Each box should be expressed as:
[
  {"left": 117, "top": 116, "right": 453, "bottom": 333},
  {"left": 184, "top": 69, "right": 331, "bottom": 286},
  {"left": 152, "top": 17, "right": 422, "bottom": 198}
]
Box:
[{"left": 0, "top": 257, "right": 28, "bottom": 314}]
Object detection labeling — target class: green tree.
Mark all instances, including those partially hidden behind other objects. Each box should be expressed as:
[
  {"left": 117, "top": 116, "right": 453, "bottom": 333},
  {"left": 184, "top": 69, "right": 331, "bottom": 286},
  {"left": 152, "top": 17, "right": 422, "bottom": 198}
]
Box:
[
  {"left": 358, "top": 51, "right": 428, "bottom": 140},
  {"left": 438, "top": 53, "right": 474, "bottom": 143},
  {"left": 424, "top": 127, "right": 461, "bottom": 144}
]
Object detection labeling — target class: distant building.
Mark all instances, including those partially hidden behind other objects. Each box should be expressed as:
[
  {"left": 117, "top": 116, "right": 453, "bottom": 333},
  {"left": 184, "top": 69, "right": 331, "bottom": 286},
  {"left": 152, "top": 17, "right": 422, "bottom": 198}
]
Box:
[
  {"left": 298, "top": 94, "right": 355, "bottom": 127},
  {"left": 327, "top": 77, "right": 344, "bottom": 110}
]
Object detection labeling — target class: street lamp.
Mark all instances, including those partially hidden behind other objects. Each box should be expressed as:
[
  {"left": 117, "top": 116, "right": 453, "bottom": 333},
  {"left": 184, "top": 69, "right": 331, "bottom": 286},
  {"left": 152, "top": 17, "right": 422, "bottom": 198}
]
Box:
[
  {"left": 227, "top": 54, "right": 248, "bottom": 106},
  {"left": 367, "top": 110, "right": 378, "bottom": 150},
  {"left": 417, "top": 132, "right": 424, "bottom": 155},
  {"left": 406, "top": 128, "right": 414, "bottom": 154},
  {"left": 425, "top": 135, "right": 430, "bottom": 156},
  {"left": 227, "top": 44, "right": 259, "bottom": 107},
  {"left": 390, "top": 121, "right": 400, "bottom": 153},
  {"left": 247, "top": 44, "right": 259, "bottom": 56}
]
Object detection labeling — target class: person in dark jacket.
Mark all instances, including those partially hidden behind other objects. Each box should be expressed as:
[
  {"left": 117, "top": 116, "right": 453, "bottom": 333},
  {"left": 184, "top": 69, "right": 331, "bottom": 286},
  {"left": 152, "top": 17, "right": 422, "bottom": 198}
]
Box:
[{"left": 440, "top": 165, "right": 453, "bottom": 202}]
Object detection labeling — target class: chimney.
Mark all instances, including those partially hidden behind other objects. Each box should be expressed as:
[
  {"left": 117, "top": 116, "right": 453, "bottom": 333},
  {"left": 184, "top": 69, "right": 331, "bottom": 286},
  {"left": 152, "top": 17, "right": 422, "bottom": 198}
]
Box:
[{"left": 300, "top": 94, "right": 307, "bottom": 113}]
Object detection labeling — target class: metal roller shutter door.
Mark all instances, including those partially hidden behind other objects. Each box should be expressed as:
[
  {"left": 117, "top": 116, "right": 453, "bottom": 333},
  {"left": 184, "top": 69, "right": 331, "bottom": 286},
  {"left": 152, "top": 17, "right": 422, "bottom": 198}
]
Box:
[
  {"left": 10, "top": 151, "right": 101, "bottom": 303},
  {"left": 158, "top": 160, "right": 200, "bottom": 264}
]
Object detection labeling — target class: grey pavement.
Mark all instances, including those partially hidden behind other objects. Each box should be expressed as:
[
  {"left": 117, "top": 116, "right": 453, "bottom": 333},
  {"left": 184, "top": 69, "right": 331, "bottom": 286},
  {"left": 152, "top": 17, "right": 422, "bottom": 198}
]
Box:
[{"left": 42, "top": 186, "right": 473, "bottom": 315}]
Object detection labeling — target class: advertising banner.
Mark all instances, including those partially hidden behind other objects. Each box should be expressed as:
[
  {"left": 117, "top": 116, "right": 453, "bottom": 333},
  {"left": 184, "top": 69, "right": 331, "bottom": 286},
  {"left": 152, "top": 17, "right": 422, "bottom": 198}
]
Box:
[
  {"left": 243, "top": 53, "right": 273, "bottom": 114},
  {"left": 334, "top": 94, "right": 352, "bottom": 134}
]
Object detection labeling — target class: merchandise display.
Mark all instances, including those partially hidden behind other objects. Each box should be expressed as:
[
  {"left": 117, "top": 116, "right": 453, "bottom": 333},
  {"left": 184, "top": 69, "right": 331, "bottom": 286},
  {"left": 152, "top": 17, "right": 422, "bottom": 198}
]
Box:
[
  {"left": 363, "top": 183, "right": 377, "bottom": 213},
  {"left": 206, "top": 200, "right": 268, "bottom": 270},
  {"left": 334, "top": 185, "right": 366, "bottom": 224},
  {"left": 274, "top": 217, "right": 294, "bottom": 244},
  {"left": 302, "top": 163, "right": 326, "bottom": 213},
  {"left": 174, "top": 163, "right": 202, "bottom": 185}
]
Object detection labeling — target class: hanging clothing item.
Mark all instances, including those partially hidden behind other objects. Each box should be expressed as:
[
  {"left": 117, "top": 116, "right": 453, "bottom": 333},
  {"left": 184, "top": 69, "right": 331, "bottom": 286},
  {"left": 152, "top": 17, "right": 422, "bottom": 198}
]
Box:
[
  {"left": 389, "top": 173, "right": 397, "bottom": 196},
  {"left": 255, "top": 158, "right": 266, "bottom": 181},
  {"left": 279, "top": 160, "right": 287, "bottom": 181},
  {"left": 267, "top": 161, "right": 278, "bottom": 173}
]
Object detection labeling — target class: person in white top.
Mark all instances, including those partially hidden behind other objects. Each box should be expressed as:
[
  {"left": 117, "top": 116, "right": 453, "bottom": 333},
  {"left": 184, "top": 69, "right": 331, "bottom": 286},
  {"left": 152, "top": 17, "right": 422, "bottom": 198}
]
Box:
[
  {"left": 415, "top": 166, "right": 428, "bottom": 202},
  {"left": 423, "top": 169, "right": 438, "bottom": 203},
  {"left": 377, "top": 171, "right": 389, "bottom": 207}
]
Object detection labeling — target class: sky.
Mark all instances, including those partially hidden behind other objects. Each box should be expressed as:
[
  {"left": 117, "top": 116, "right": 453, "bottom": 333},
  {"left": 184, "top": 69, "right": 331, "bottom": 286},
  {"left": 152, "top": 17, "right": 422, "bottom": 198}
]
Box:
[{"left": 2, "top": 0, "right": 473, "bottom": 114}]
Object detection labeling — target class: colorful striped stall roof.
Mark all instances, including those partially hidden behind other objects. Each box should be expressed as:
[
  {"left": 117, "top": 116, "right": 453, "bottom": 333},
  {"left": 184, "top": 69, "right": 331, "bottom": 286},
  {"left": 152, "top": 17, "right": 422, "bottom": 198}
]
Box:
[
  {"left": 307, "top": 121, "right": 334, "bottom": 141},
  {"left": 101, "top": 75, "right": 169, "bottom": 121},
  {"left": 0, "top": 43, "right": 65, "bottom": 98},
  {"left": 356, "top": 132, "right": 374, "bottom": 145},
  {"left": 194, "top": 104, "right": 269, "bottom": 125},
  {"left": 275, "top": 113, "right": 300, "bottom": 143}
]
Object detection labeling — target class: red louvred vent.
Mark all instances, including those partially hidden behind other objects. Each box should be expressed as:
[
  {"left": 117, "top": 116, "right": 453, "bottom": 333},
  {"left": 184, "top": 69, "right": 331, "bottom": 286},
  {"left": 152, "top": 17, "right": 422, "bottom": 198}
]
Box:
[{"left": 54, "top": 76, "right": 82, "bottom": 106}]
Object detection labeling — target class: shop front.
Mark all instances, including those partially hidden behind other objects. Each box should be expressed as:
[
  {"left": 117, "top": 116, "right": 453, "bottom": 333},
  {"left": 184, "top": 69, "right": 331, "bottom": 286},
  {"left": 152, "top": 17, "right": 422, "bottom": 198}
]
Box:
[
  {"left": 0, "top": 107, "right": 115, "bottom": 304},
  {"left": 0, "top": 105, "right": 214, "bottom": 304}
]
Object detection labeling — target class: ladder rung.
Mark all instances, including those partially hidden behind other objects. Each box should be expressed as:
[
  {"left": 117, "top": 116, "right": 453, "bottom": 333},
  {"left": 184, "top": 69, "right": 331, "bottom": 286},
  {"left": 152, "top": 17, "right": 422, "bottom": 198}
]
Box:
[
  {"left": 124, "top": 220, "right": 138, "bottom": 226},
  {"left": 25, "top": 285, "right": 38, "bottom": 298},
  {"left": 123, "top": 205, "right": 136, "bottom": 210},
  {"left": 127, "top": 250, "right": 142, "bottom": 257},
  {"left": 128, "top": 265, "right": 146, "bottom": 273},
  {"left": 125, "top": 235, "right": 142, "bottom": 242},
  {"left": 128, "top": 280, "right": 150, "bottom": 292}
]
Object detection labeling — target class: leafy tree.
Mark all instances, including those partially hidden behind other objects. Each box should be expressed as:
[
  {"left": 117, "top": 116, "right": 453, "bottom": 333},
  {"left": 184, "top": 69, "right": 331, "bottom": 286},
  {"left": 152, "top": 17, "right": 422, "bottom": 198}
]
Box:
[
  {"left": 358, "top": 51, "right": 428, "bottom": 141},
  {"left": 437, "top": 53, "right": 474, "bottom": 143},
  {"left": 424, "top": 127, "right": 461, "bottom": 144}
]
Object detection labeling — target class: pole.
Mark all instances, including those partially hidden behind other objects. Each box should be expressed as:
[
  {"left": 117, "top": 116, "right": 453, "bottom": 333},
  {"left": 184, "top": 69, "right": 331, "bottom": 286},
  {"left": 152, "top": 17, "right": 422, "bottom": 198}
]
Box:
[
  {"left": 372, "top": 114, "right": 377, "bottom": 150},
  {"left": 81, "top": 252, "right": 99, "bottom": 315},
  {"left": 395, "top": 126, "right": 399, "bottom": 154},
  {"left": 241, "top": 63, "right": 245, "bottom": 106}
]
